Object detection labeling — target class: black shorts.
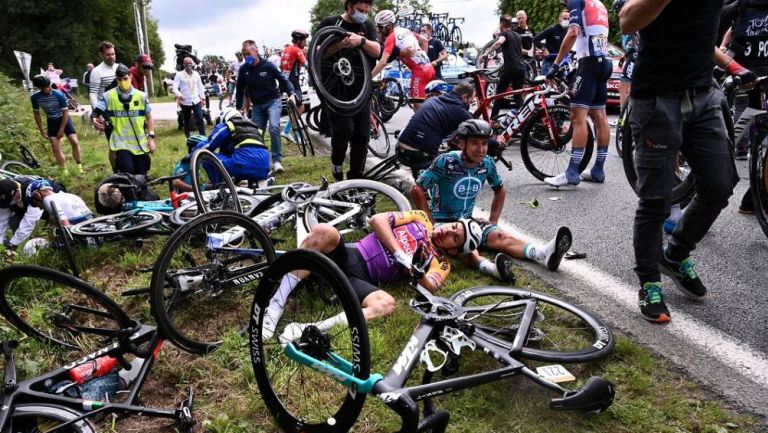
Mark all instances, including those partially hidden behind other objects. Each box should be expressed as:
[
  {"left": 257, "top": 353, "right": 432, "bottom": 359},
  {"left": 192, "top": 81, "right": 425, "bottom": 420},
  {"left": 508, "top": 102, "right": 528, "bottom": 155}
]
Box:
[
  {"left": 47, "top": 116, "right": 76, "bottom": 137},
  {"left": 325, "top": 240, "right": 379, "bottom": 303},
  {"left": 570, "top": 56, "right": 613, "bottom": 110}
]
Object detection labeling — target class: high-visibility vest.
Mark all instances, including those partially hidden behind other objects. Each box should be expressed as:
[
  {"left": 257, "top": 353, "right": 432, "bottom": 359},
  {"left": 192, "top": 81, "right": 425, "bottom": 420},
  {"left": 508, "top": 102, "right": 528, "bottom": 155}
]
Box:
[{"left": 106, "top": 89, "right": 148, "bottom": 155}]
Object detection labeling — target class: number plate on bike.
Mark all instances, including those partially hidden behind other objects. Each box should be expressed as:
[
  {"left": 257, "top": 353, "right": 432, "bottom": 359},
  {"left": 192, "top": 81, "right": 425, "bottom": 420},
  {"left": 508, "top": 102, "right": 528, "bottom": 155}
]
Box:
[{"left": 536, "top": 365, "right": 576, "bottom": 383}]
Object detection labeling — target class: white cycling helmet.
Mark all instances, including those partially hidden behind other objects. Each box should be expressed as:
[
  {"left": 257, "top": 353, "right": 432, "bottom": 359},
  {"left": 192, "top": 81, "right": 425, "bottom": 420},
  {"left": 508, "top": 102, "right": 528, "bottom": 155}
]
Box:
[
  {"left": 216, "top": 107, "right": 242, "bottom": 125},
  {"left": 375, "top": 10, "right": 396, "bottom": 26},
  {"left": 458, "top": 218, "right": 483, "bottom": 254},
  {"left": 22, "top": 237, "right": 49, "bottom": 257}
]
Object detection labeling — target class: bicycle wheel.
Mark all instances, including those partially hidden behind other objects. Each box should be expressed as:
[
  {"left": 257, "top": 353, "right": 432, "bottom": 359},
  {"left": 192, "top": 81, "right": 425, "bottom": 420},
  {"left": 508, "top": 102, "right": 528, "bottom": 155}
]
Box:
[
  {"left": 250, "top": 250, "right": 370, "bottom": 433},
  {"left": 367, "top": 111, "right": 391, "bottom": 158},
  {"left": 374, "top": 84, "right": 399, "bottom": 122},
  {"left": 0, "top": 265, "right": 133, "bottom": 353},
  {"left": 51, "top": 206, "right": 80, "bottom": 277},
  {"left": 309, "top": 26, "right": 372, "bottom": 116},
  {"left": 9, "top": 404, "right": 97, "bottom": 433},
  {"left": 190, "top": 149, "right": 242, "bottom": 215},
  {"left": 287, "top": 99, "right": 309, "bottom": 157},
  {"left": 305, "top": 105, "right": 321, "bottom": 132},
  {"left": 750, "top": 128, "right": 768, "bottom": 238},
  {"left": 150, "top": 210, "right": 276, "bottom": 354},
  {"left": 0, "top": 160, "right": 35, "bottom": 176},
  {"left": 303, "top": 179, "right": 411, "bottom": 242},
  {"left": 450, "top": 27, "right": 463, "bottom": 49},
  {"left": 168, "top": 194, "right": 262, "bottom": 227},
  {"left": 519, "top": 106, "right": 594, "bottom": 181},
  {"left": 291, "top": 99, "right": 315, "bottom": 156},
  {"left": 615, "top": 100, "right": 629, "bottom": 156},
  {"left": 480, "top": 40, "right": 504, "bottom": 69},
  {"left": 381, "top": 77, "right": 407, "bottom": 109},
  {"left": 69, "top": 211, "right": 163, "bottom": 237},
  {"left": 452, "top": 287, "right": 614, "bottom": 363}
]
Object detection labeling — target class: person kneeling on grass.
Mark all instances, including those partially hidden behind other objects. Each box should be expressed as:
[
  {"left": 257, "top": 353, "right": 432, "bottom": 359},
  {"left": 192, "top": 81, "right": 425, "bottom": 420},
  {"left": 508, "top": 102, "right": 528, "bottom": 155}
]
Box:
[
  {"left": 411, "top": 119, "right": 573, "bottom": 282},
  {"left": 171, "top": 134, "right": 208, "bottom": 193},
  {"left": 261, "top": 210, "right": 482, "bottom": 342},
  {"left": 27, "top": 180, "right": 93, "bottom": 227}
]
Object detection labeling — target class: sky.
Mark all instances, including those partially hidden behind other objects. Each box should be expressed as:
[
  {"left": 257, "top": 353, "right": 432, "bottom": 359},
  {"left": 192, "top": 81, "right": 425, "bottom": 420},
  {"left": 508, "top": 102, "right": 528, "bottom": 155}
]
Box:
[{"left": 151, "top": 0, "right": 499, "bottom": 71}]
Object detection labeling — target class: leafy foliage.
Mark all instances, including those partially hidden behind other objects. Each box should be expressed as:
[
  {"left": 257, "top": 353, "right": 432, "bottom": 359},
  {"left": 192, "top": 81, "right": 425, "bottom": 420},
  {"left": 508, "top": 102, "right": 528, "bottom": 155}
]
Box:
[{"left": 309, "top": 0, "right": 431, "bottom": 32}]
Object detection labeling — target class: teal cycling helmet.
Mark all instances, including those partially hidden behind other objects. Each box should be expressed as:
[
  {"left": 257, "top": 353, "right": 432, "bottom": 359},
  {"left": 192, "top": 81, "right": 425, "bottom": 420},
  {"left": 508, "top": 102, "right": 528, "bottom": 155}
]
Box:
[
  {"left": 25, "top": 179, "right": 53, "bottom": 200},
  {"left": 186, "top": 134, "right": 207, "bottom": 152}
]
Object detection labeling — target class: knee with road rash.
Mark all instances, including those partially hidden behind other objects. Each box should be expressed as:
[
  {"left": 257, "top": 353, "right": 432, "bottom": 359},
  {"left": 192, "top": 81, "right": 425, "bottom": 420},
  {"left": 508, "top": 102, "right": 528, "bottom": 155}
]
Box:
[{"left": 306, "top": 223, "right": 341, "bottom": 248}]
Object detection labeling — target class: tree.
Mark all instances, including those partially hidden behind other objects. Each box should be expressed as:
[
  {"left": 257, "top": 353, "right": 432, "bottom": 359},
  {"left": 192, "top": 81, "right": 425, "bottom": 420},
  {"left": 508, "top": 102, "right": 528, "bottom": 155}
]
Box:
[{"left": 309, "top": 0, "right": 431, "bottom": 32}]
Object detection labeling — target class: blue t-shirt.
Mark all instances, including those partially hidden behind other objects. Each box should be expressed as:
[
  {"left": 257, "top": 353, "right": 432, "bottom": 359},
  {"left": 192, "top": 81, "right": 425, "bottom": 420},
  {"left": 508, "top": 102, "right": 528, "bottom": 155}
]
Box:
[
  {"left": 416, "top": 150, "right": 503, "bottom": 221},
  {"left": 30, "top": 90, "right": 68, "bottom": 120},
  {"left": 172, "top": 160, "right": 192, "bottom": 192}
]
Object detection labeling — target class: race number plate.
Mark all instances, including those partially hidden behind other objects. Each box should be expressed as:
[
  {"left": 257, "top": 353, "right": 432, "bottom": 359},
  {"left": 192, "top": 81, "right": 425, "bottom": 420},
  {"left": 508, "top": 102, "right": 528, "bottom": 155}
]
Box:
[{"left": 536, "top": 364, "right": 576, "bottom": 383}]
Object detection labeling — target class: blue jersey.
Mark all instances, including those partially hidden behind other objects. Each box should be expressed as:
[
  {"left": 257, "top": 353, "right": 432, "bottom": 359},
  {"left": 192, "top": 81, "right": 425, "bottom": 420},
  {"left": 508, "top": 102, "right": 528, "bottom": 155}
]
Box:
[
  {"left": 30, "top": 90, "right": 68, "bottom": 120},
  {"left": 416, "top": 151, "right": 503, "bottom": 221},
  {"left": 172, "top": 160, "right": 193, "bottom": 192}
]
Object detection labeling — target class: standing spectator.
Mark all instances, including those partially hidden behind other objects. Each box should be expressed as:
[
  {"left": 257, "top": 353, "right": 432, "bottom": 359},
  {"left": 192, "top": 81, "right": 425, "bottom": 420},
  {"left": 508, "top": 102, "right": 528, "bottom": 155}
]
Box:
[
  {"left": 420, "top": 24, "right": 449, "bottom": 81},
  {"left": 30, "top": 75, "right": 83, "bottom": 176},
  {"left": 515, "top": 10, "right": 537, "bottom": 74},
  {"left": 226, "top": 51, "right": 244, "bottom": 104},
  {"left": 172, "top": 57, "right": 206, "bottom": 137},
  {"left": 236, "top": 39, "right": 294, "bottom": 174},
  {"left": 91, "top": 64, "right": 156, "bottom": 176},
  {"left": 130, "top": 54, "right": 154, "bottom": 92},
  {"left": 479, "top": 16, "right": 526, "bottom": 119},
  {"left": 620, "top": 0, "right": 755, "bottom": 322},
  {"left": 44, "top": 63, "right": 63, "bottom": 87},
  {"left": 317, "top": 0, "right": 381, "bottom": 180},
  {"left": 82, "top": 63, "right": 94, "bottom": 93},
  {"left": 89, "top": 41, "right": 118, "bottom": 109},
  {"left": 268, "top": 49, "right": 282, "bottom": 69},
  {"left": 535, "top": 10, "right": 571, "bottom": 76},
  {"left": 208, "top": 70, "right": 223, "bottom": 109}
]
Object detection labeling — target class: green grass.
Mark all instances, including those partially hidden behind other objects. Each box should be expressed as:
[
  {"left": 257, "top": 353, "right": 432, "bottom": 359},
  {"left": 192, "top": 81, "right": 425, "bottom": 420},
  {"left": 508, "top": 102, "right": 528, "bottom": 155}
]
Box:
[{"left": 0, "top": 73, "right": 760, "bottom": 433}]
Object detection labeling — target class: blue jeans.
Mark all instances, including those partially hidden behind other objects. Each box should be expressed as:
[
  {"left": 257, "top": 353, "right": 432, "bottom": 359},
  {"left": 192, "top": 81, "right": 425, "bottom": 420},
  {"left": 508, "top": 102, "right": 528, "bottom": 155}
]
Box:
[{"left": 251, "top": 98, "right": 282, "bottom": 163}]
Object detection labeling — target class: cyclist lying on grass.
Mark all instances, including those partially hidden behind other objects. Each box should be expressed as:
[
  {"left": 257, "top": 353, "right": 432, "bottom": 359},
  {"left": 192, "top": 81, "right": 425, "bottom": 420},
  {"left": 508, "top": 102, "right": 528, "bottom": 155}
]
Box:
[
  {"left": 261, "top": 210, "right": 480, "bottom": 341},
  {"left": 411, "top": 119, "right": 573, "bottom": 281}
]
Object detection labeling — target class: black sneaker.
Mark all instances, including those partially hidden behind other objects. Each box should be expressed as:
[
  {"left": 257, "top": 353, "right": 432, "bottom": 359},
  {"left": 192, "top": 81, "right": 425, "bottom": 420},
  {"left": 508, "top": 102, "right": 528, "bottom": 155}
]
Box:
[
  {"left": 739, "top": 190, "right": 755, "bottom": 215},
  {"left": 638, "top": 282, "right": 671, "bottom": 323},
  {"left": 331, "top": 166, "right": 343, "bottom": 182},
  {"left": 658, "top": 250, "right": 708, "bottom": 300},
  {"left": 494, "top": 253, "right": 516, "bottom": 285},
  {"left": 545, "top": 227, "right": 572, "bottom": 271}
]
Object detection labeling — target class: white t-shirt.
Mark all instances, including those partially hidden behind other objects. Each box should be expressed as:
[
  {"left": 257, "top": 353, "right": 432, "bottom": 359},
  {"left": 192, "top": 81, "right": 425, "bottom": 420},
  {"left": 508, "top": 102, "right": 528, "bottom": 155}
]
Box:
[
  {"left": 172, "top": 70, "right": 206, "bottom": 106},
  {"left": 89, "top": 61, "right": 117, "bottom": 108},
  {"left": 43, "top": 193, "right": 92, "bottom": 224}
]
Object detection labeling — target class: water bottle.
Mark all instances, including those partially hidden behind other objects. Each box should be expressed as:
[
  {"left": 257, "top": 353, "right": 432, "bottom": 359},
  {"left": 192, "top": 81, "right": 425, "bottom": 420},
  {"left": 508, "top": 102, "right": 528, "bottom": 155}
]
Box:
[
  {"left": 69, "top": 356, "right": 118, "bottom": 384},
  {"left": 118, "top": 357, "right": 145, "bottom": 390}
]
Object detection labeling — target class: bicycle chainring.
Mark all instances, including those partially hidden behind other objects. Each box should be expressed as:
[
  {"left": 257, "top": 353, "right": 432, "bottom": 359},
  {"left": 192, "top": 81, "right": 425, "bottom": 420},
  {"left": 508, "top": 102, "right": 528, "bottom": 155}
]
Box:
[{"left": 408, "top": 298, "right": 464, "bottom": 323}]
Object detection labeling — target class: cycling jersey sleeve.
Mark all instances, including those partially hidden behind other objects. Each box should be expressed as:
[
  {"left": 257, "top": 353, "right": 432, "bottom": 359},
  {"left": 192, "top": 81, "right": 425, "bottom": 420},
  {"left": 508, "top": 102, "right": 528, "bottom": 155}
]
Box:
[
  {"left": 387, "top": 210, "right": 434, "bottom": 232},
  {"left": 30, "top": 94, "right": 39, "bottom": 111},
  {"left": 415, "top": 154, "right": 447, "bottom": 191},
  {"left": 568, "top": 0, "right": 584, "bottom": 30},
  {"left": 383, "top": 33, "right": 397, "bottom": 57},
  {"left": 425, "top": 254, "right": 450, "bottom": 289},
  {"left": 205, "top": 123, "right": 228, "bottom": 153},
  {"left": 485, "top": 157, "right": 503, "bottom": 191},
  {"left": 55, "top": 91, "right": 68, "bottom": 110}
]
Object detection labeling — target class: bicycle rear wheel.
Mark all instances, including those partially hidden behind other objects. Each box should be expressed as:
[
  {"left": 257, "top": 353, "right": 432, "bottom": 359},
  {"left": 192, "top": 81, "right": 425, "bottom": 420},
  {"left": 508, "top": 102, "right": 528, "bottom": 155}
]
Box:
[
  {"left": 190, "top": 149, "right": 242, "bottom": 215},
  {"left": 367, "top": 111, "right": 391, "bottom": 158},
  {"left": 69, "top": 211, "right": 163, "bottom": 237},
  {"left": 168, "top": 194, "right": 262, "bottom": 227},
  {"left": 305, "top": 105, "right": 322, "bottom": 132},
  {"left": 0, "top": 265, "right": 133, "bottom": 353},
  {"left": 381, "top": 77, "right": 406, "bottom": 109},
  {"left": 150, "top": 210, "right": 275, "bottom": 354},
  {"left": 0, "top": 160, "right": 35, "bottom": 176},
  {"left": 750, "top": 128, "right": 768, "bottom": 238},
  {"left": 250, "top": 250, "right": 370, "bottom": 433},
  {"left": 9, "top": 404, "right": 97, "bottom": 433},
  {"left": 453, "top": 287, "right": 614, "bottom": 363}
]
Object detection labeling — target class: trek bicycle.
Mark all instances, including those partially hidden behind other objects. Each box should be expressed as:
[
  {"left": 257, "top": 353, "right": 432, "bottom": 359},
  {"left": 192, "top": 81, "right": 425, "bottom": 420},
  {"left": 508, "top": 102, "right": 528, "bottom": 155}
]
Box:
[
  {"left": 286, "top": 98, "right": 315, "bottom": 157},
  {"left": 0, "top": 265, "right": 195, "bottom": 433},
  {"left": 249, "top": 247, "right": 616, "bottom": 433}
]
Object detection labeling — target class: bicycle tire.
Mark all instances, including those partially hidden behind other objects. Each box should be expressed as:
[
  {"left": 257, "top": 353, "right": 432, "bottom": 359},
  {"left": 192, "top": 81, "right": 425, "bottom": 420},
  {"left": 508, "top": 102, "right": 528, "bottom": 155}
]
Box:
[
  {"left": 69, "top": 211, "right": 163, "bottom": 237},
  {"left": 750, "top": 128, "right": 768, "bottom": 238},
  {"left": 287, "top": 99, "right": 309, "bottom": 157},
  {"left": 0, "top": 160, "right": 35, "bottom": 175},
  {"left": 450, "top": 27, "right": 463, "bottom": 49},
  {"left": 150, "top": 210, "right": 276, "bottom": 354},
  {"left": 452, "top": 287, "right": 614, "bottom": 363},
  {"left": 305, "top": 105, "right": 322, "bottom": 132},
  {"left": 0, "top": 265, "right": 133, "bottom": 352},
  {"left": 168, "top": 194, "right": 262, "bottom": 227},
  {"left": 374, "top": 82, "right": 400, "bottom": 121},
  {"left": 9, "top": 404, "right": 97, "bottom": 433},
  {"left": 51, "top": 205, "right": 80, "bottom": 277},
  {"left": 381, "top": 77, "right": 406, "bottom": 112},
  {"left": 309, "top": 26, "right": 372, "bottom": 116},
  {"left": 190, "top": 149, "right": 242, "bottom": 215},
  {"left": 615, "top": 100, "right": 629, "bottom": 157},
  {"left": 250, "top": 249, "right": 370, "bottom": 433},
  {"left": 367, "top": 110, "right": 391, "bottom": 158},
  {"left": 303, "top": 179, "right": 411, "bottom": 242},
  {"left": 289, "top": 98, "right": 315, "bottom": 156},
  {"left": 480, "top": 39, "right": 504, "bottom": 69},
  {"left": 519, "top": 106, "right": 594, "bottom": 181}
]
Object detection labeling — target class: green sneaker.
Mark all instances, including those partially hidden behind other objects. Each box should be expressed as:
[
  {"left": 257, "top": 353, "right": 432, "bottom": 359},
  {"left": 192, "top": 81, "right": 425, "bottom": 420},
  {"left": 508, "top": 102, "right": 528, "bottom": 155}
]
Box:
[{"left": 638, "top": 282, "right": 670, "bottom": 323}]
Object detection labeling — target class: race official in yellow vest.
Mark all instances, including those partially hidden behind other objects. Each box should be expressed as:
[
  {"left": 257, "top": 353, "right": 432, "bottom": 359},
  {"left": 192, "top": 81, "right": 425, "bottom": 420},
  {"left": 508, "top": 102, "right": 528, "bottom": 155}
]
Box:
[{"left": 91, "top": 64, "right": 156, "bottom": 176}]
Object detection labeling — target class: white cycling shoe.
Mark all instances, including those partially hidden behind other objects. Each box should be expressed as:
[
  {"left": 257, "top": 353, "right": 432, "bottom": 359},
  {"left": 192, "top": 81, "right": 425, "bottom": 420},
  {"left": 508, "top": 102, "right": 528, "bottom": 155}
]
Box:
[{"left": 544, "top": 171, "right": 581, "bottom": 187}]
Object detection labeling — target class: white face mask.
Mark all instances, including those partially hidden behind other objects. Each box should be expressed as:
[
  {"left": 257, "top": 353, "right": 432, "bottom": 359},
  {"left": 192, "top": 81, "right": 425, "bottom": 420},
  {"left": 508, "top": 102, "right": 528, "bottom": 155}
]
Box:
[{"left": 560, "top": 20, "right": 569, "bottom": 28}]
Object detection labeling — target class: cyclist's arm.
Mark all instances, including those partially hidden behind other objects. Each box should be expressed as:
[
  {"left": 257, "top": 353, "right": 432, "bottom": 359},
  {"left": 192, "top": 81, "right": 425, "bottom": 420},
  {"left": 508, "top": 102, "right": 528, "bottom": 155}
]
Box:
[
  {"left": 554, "top": 26, "right": 579, "bottom": 65},
  {"left": 720, "top": 27, "right": 733, "bottom": 52},
  {"left": 410, "top": 184, "right": 435, "bottom": 225},
  {"left": 32, "top": 110, "right": 44, "bottom": 136},
  {"left": 369, "top": 210, "right": 433, "bottom": 255},
  {"left": 489, "top": 185, "right": 506, "bottom": 225},
  {"left": 417, "top": 33, "right": 429, "bottom": 52},
  {"left": 422, "top": 255, "right": 450, "bottom": 293},
  {"left": 10, "top": 205, "right": 43, "bottom": 246},
  {"left": 620, "top": 0, "right": 673, "bottom": 34},
  {"left": 372, "top": 34, "right": 396, "bottom": 78}
]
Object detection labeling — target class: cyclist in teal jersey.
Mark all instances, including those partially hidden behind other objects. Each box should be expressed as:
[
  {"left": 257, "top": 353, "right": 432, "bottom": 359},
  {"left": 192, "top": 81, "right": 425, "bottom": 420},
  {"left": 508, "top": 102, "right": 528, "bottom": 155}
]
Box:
[{"left": 412, "top": 119, "right": 573, "bottom": 282}]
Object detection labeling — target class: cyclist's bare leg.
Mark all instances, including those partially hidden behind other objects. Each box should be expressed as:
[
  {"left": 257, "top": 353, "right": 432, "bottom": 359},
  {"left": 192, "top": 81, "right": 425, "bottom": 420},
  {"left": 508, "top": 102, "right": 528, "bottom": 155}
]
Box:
[
  {"left": 589, "top": 108, "right": 610, "bottom": 148},
  {"left": 570, "top": 107, "right": 590, "bottom": 150},
  {"left": 66, "top": 133, "right": 82, "bottom": 164},
  {"left": 360, "top": 290, "right": 396, "bottom": 320},
  {"left": 48, "top": 136, "right": 67, "bottom": 167},
  {"left": 485, "top": 229, "right": 527, "bottom": 258}
]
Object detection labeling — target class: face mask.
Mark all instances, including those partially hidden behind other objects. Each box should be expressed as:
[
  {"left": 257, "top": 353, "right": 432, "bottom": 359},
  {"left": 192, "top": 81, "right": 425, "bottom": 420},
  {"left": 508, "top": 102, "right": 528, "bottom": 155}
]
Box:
[
  {"left": 118, "top": 79, "right": 131, "bottom": 91},
  {"left": 560, "top": 20, "right": 569, "bottom": 28},
  {"left": 244, "top": 55, "right": 255, "bottom": 65},
  {"left": 352, "top": 10, "right": 367, "bottom": 24},
  {"left": 184, "top": 63, "right": 195, "bottom": 71}
]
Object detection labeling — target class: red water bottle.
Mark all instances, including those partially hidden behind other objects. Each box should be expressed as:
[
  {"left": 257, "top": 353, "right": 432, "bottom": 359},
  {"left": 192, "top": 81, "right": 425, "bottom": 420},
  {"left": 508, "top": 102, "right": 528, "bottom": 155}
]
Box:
[{"left": 69, "top": 356, "right": 118, "bottom": 384}]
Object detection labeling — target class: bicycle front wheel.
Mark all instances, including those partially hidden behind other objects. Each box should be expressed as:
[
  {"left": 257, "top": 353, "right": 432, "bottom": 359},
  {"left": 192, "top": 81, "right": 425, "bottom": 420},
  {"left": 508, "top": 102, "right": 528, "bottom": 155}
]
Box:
[
  {"left": 190, "top": 149, "right": 242, "bottom": 215},
  {"left": 251, "top": 250, "right": 370, "bottom": 433},
  {"left": 69, "top": 211, "right": 163, "bottom": 237},
  {"left": 168, "top": 194, "right": 262, "bottom": 227},
  {"left": 367, "top": 111, "right": 391, "bottom": 158},
  {"left": 9, "top": 404, "right": 97, "bottom": 433},
  {"left": 0, "top": 265, "right": 133, "bottom": 353},
  {"left": 453, "top": 287, "right": 614, "bottom": 363},
  {"left": 750, "top": 128, "right": 768, "bottom": 238},
  {"left": 150, "top": 210, "right": 275, "bottom": 354}
]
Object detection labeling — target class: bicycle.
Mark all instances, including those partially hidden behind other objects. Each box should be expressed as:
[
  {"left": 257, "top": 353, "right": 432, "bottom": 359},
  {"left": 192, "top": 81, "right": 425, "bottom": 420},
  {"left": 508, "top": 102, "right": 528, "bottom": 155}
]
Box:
[
  {"left": 446, "top": 17, "right": 465, "bottom": 48},
  {"left": 2, "top": 125, "right": 42, "bottom": 173},
  {"left": 249, "top": 247, "right": 616, "bottom": 433},
  {"left": 286, "top": 98, "right": 315, "bottom": 157},
  {"left": 0, "top": 265, "right": 195, "bottom": 433}
]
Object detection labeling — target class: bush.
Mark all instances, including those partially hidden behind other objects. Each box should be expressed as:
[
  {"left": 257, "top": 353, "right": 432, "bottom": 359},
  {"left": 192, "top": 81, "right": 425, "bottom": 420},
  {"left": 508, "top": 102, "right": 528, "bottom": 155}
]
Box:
[{"left": 0, "top": 73, "right": 54, "bottom": 170}]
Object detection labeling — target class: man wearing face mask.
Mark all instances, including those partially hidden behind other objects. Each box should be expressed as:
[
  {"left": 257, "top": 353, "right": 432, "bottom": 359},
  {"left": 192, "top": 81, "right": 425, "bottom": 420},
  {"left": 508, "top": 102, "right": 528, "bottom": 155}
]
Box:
[
  {"left": 172, "top": 57, "right": 207, "bottom": 138},
  {"left": 91, "top": 64, "right": 156, "bottom": 176},
  {"left": 535, "top": 10, "right": 571, "bottom": 76},
  {"left": 317, "top": 0, "right": 381, "bottom": 181},
  {"left": 421, "top": 24, "right": 449, "bottom": 81}
]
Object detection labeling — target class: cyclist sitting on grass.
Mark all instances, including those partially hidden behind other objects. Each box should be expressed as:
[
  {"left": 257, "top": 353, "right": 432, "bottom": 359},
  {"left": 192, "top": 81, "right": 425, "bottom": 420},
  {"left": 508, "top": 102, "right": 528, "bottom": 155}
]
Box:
[
  {"left": 171, "top": 134, "right": 207, "bottom": 193},
  {"left": 27, "top": 180, "right": 93, "bottom": 227},
  {"left": 261, "top": 209, "right": 479, "bottom": 340},
  {"left": 411, "top": 119, "right": 573, "bottom": 282}
]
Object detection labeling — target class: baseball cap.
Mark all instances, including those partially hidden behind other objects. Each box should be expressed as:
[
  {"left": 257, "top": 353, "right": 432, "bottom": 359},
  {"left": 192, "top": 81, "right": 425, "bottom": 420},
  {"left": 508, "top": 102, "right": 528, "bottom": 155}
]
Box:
[
  {"left": 0, "top": 179, "right": 21, "bottom": 207},
  {"left": 136, "top": 54, "right": 154, "bottom": 67}
]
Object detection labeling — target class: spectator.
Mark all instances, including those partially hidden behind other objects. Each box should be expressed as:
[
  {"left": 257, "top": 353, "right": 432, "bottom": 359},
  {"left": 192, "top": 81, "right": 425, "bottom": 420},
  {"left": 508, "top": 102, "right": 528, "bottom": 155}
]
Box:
[
  {"left": 208, "top": 70, "right": 223, "bottom": 109},
  {"left": 0, "top": 178, "right": 43, "bottom": 252},
  {"left": 82, "top": 63, "right": 94, "bottom": 92},
  {"left": 44, "top": 63, "right": 63, "bottom": 87},
  {"left": 479, "top": 15, "right": 526, "bottom": 119},
  {"left": 91, "top": 64, "right": 156, "bottom": 176},
  {"left": 420, "top": 24, "right": 449, "bottom": 81},
  {"left": 130, "top": 54, "right": 154, "bottom": 92},
  {"left": 535, "top": 10, "right": 571, "bottom": 76},
  {"left": 514, "top": 10, "right": 537, "bottom": 61},
  {"left": 226, "top": 51, "right": 244, "bottom": 103},
  {"left": 89, "top": 41, "right": 118, "bottom": 109},
  {"left": 236, "top": 39, "right": 295, "bottom": 174},
  {"left": 30, "top": 75, "right": 83, "bottom": 176},
  {"left": 172, "top": 57, "right": 206, "bottom": 137}
]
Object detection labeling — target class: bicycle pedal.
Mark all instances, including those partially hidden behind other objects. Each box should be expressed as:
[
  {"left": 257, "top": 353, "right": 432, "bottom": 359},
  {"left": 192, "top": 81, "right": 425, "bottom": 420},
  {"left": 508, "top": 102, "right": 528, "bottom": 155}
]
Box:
[{"left": 439, "top": 326, "right": 475, "bottom": 355}]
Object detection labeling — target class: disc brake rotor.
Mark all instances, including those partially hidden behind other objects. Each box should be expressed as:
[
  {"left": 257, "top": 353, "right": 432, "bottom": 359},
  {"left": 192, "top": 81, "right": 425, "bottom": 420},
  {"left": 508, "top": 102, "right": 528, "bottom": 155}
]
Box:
[{"left": 334, "top": 57, "right": 355, "bottom": 86}]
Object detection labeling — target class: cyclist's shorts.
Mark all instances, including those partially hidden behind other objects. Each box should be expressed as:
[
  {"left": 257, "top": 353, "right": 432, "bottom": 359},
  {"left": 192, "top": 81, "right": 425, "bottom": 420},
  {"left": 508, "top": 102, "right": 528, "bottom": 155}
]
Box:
[
  {"left": 47, "top": 116, "right": 76, "bottom": 137},
  {"left": 326, "top": 240, "right": 380, "bottom": 302},
  {"left": 410, "top": 64, "right": 436, "bottom": 104},
  {"left": 289, "top": 78, "right": 303, "bottom": 104},
  {"left": 621, "top": 55, "right": 636, "bottom": 83},
  {"left": 570, "top": 56, "right": 613, "bottom": 110}
]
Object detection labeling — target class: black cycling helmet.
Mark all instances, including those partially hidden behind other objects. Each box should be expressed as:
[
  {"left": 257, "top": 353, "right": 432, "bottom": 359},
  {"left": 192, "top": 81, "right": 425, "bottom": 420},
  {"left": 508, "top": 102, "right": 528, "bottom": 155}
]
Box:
[
  {"left": 291, "top": 30, "right": 309, "bottom": 40},
  {"left": 115, "top": 63, "right": 130, "bottom": 78},
  {"left": 32, "top": 74, "right": 51, "bottom": 88},
  {"left": 457, "top": 119, "right": 492, "bottom": 139}
]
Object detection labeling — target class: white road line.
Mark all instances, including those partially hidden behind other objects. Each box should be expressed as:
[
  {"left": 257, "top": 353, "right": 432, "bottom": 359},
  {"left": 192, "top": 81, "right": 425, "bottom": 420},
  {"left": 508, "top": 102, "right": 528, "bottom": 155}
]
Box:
[{"left": 484, "top": 211, "right": 768, "bottom": 385}]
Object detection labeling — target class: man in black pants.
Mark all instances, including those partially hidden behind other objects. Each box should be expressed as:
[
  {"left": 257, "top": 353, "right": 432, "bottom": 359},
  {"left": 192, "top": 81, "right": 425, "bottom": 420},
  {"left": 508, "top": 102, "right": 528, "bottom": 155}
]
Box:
[
  {"left": 478, "top": 15, "right": 526, "bottom": 119},
  {"left": 620, "top": 0, "right": 756, "bottom": 323},
  {"left": 316, "top": 0, "right": 381, "bottom": 181}
]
